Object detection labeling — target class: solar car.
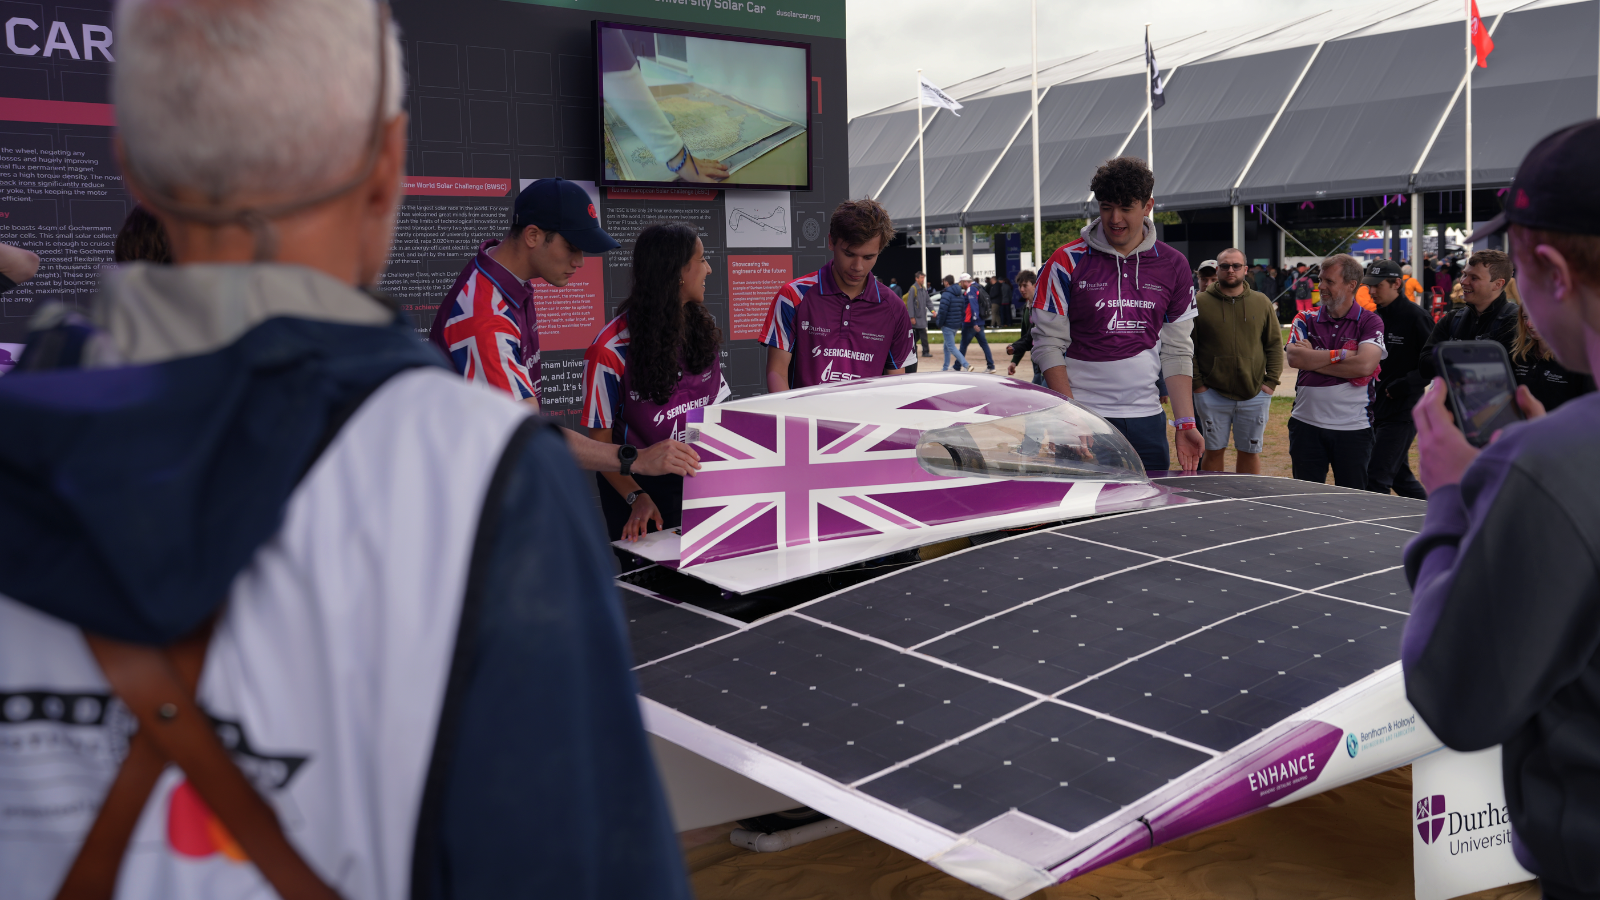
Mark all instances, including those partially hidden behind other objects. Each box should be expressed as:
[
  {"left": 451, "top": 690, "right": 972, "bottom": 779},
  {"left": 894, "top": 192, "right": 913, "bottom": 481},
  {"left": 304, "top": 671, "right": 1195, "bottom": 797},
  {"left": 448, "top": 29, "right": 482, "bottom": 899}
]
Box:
[{"left": 617, "top": 372, "right": 1438, "bottom": 898}]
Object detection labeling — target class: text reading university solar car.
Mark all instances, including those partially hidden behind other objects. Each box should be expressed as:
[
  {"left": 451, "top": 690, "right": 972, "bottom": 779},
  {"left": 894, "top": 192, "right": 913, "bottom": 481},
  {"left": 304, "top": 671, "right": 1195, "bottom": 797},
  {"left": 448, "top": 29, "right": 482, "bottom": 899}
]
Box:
[{"left": 615, "top": 373, "right": 1528, "bottom": 899}]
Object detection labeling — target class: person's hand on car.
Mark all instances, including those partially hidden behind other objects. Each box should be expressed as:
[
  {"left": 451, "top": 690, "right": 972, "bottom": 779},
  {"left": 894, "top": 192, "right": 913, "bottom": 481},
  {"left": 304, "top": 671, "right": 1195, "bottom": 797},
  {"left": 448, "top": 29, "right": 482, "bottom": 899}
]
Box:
[
  {"left": 634, "top": 439, "right": 701, "bottom": 477},
  {"left": 623, "top": 494, "right": 662, "bottom": 541}
]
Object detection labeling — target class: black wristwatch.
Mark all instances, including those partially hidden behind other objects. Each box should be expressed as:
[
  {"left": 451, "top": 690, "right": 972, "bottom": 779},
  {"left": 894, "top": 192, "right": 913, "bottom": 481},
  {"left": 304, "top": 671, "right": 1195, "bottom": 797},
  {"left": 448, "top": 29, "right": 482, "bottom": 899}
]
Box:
[
  {"left": 625, "top": 489, "right": 648, "bottom": 506},
  {"left": 618, "top": 443, "right": 638, "bottom": 476}
]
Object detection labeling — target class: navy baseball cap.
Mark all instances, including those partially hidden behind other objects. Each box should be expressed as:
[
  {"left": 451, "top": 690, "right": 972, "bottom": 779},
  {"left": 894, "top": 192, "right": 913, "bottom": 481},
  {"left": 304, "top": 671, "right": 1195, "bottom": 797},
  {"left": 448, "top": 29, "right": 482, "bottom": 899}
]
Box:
[
  {"left": 1361, "top": 259, "right": 1404, "bottom": 286},
  {"left": 1468, "top": 119, "right": 1600, "bottom": 243},
  {"left": 511, "top": 178, "right": 620, "bottom": 253}
]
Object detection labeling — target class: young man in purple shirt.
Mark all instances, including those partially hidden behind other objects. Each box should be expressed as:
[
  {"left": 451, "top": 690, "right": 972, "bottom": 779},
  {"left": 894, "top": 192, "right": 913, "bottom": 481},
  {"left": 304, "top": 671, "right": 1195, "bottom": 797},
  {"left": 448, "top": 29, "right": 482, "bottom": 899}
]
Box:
[
  {"left": 761, "top": 199, "right": 915, "bottom": 391},
  {"left": 1031, "top": 156, "right": 1202, "bottom": 472},
  {"left": 1404, "top": 119, "right": 1600, "bottom": 899},
  {"left": 1284, "top": 253, "right": 1386, "bottom": 488}
]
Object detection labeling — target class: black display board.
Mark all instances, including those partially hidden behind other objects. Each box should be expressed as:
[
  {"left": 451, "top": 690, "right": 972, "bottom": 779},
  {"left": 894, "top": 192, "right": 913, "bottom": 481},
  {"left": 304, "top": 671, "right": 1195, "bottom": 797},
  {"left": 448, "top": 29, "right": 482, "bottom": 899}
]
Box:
[
  {"left": 0, "top": 0, "right": 849, "bottom": 425},
  {"left": 383, "top": 0, "right": 848, "bottom": 431}
]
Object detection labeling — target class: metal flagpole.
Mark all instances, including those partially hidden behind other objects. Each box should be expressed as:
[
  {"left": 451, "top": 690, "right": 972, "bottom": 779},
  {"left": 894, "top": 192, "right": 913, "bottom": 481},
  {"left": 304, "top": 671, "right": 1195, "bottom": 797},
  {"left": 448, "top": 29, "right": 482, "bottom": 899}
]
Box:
[
  {"left": 918, "top": 68, "right": 927, "bottom": 279},
  {"left": 1145, "top": 23, "right": 1154, "bottom": 175},
  {"left": 1465, "top": 0, "right": 1474, "bottom": 248},
  {"left": 1030, "top": 0, "right": 1042, "bottom": 267}
]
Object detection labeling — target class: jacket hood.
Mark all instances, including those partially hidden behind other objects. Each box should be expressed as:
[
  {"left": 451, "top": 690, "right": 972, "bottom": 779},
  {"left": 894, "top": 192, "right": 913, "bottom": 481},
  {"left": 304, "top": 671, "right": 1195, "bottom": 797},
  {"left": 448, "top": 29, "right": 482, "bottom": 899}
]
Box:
[
  {"left": 1082, "top": 216, "right": 1157, "bottom": 258},
  {"left": 1203, "top": 281, "right": 1266, "bottom": 303},
  {"left": 0, "top": 302, "right": 446, "bottom": 645}
]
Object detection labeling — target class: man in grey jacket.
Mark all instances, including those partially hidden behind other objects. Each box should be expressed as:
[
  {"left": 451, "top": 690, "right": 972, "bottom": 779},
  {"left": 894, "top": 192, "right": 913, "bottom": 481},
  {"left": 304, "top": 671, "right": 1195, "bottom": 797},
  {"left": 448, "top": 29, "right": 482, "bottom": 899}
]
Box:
[{"left": 904, "top": 271, "right": 932, "bottom": 358}]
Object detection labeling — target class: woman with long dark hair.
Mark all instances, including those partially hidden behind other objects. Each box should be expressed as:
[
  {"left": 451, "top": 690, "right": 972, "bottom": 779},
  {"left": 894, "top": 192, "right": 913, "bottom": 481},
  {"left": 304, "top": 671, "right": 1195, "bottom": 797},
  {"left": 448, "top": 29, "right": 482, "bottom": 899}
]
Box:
[{"left": 582, "top": 223, "right": 727, "bottom": 541}]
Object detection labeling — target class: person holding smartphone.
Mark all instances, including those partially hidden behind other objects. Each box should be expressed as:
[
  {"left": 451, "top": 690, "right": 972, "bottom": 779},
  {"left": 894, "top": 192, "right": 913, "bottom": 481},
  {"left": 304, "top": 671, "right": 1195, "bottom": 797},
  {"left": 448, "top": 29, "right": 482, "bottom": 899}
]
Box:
[{"left": 1404, "top": 119, "right": 1600, "bottom": 899}]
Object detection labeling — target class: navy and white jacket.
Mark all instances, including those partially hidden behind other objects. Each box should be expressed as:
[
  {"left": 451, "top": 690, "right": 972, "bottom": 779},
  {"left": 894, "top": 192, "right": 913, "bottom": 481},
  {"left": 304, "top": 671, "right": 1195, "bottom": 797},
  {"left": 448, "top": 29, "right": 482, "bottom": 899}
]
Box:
[{"left": 0, "top": 264, "right": 689, "bottom": 900}]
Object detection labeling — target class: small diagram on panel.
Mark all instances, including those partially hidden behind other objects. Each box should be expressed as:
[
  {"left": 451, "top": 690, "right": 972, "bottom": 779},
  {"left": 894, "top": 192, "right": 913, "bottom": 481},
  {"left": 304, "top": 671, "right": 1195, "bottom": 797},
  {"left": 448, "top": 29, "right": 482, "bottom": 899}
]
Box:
[
  {"left": 792, "top": 207, "right": 829, "bottom": 249},
  {"left": 724, "top": 189, "right": 791, "bottom": 249},
  {"left": 727, "top": 205, "right": 786, "bottom": 235}
]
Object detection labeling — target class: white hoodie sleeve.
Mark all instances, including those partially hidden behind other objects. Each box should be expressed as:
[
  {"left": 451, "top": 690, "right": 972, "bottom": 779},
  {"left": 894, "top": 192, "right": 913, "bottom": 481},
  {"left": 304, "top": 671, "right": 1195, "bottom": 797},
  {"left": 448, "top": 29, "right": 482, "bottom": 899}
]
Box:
[
  {"left": 1159, "top": 317, "right": 1195, "bottom": 379},
  {"left": 602, "top": 66, "right": 688, "bottom": 165},
  {"left": 1028, "top": 252, "right": 1073, "bottom": 372},
  {"left": 1030, "top": 307, "right": 1071, "bottom": 373}
]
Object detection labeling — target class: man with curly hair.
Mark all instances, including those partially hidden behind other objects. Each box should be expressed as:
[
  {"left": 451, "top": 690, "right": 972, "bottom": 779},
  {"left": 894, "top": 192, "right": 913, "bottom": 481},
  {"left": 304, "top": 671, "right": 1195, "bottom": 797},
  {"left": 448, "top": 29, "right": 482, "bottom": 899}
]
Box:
[
  {"left": 1031, "top": 156, "right": 1202, "bottom": 472},
  {"left": 762, "top": 198, "right": 914, "bottom": 390}
]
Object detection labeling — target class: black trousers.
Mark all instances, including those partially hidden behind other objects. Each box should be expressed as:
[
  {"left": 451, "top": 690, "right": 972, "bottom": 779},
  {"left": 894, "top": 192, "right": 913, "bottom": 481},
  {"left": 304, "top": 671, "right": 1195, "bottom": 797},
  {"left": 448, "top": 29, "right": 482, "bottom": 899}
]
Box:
[
  {"left": 1287, "top": 417, "right": 1374, "bottom": 489},
  {"left": 912, "top": 326, "right": 929, "bottom": 356},
  {"left": 1366, "top": 418, "right": 1427, "bottom": 499}
]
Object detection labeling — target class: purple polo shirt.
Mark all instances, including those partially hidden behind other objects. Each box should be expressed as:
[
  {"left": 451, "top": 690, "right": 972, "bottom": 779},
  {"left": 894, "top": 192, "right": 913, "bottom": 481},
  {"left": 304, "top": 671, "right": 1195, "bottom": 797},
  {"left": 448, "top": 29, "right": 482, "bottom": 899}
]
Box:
[
  {"left": 759, "top": 262, "right": 915, "bottom": 388},
  {"left": 427, "top": 239, "right": 543, "bottom": 403},
  {"left": 1289, "top": 302, "right": 1386, "bottom": 430}
]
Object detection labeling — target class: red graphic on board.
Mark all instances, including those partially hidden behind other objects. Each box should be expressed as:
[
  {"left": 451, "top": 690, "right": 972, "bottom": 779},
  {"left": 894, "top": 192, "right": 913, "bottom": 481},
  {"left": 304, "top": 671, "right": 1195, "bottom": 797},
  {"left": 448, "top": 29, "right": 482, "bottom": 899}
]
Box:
[
  {"left": 605, "top": 187, "right": 717, "bottom": 202},
  {"left": 0, "top": 98, "right": 115, "bottom": 126},
  {"left": 727, "top": 255, "right": 794, "bottom": 341},
  {"left": 531, "top": 261, "right": 606, "bottom": 351},
  {"left": 403, "top": 177, "right": 513, "bottom": 197}
]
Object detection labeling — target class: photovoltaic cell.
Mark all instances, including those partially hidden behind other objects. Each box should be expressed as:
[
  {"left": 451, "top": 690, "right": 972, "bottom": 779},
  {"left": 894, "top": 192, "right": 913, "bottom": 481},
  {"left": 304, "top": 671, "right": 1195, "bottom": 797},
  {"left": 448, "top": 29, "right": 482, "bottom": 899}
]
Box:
[{"left": 626, "top": 475, "right": 1423, "bottom": 863}]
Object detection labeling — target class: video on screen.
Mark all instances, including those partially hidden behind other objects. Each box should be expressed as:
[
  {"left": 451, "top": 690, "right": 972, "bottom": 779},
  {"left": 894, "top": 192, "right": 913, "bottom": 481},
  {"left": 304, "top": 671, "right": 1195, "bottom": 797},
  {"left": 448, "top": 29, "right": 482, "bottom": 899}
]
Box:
[{"left": 595, "top": 22, "right": 810, "bottom": 191}]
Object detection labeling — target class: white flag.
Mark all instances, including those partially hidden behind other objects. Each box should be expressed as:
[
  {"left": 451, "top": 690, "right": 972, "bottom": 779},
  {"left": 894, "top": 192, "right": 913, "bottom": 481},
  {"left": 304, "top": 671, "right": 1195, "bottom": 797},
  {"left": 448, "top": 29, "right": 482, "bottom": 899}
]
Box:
[{"left": 918, "top": 76, "right": 963, "bottom": 116}]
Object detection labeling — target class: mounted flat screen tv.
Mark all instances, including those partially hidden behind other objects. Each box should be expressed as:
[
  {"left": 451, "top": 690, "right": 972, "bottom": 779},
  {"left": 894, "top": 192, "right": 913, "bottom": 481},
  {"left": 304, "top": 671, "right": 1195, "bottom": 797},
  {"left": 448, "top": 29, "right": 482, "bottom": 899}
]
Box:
[{"left": 594, "top": 21, "right": 811, "bottom": 191}]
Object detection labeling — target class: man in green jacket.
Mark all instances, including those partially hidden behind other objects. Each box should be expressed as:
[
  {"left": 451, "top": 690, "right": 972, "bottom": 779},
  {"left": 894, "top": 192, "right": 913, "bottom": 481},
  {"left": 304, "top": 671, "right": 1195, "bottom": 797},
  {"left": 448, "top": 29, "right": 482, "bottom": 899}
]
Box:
[{"left": 1191, "top": 248, "right": 1284, "bottom": 473}]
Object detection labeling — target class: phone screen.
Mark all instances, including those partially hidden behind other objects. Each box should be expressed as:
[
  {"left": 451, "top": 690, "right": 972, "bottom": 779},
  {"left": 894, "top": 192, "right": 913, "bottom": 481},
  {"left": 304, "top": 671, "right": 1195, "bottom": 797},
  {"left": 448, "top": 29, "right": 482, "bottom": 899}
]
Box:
[{"left": 1437, "top": 342, "right": 1523, "bottom": 447}]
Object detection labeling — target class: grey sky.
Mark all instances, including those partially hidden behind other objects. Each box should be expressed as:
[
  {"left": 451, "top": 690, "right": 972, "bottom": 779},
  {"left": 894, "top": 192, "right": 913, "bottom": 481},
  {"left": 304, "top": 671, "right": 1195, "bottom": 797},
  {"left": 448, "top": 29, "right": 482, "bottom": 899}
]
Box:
[{"left": 846, "top": 0, "right": 1337, "bottom": 119}]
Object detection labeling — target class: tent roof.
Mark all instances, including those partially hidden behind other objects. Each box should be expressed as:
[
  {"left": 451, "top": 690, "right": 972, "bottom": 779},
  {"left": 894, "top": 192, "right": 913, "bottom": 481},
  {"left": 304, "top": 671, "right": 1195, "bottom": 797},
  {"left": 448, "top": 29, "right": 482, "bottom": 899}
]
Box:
[{"left": 849, "top": 0, "right": 1597, "bottom": 228}]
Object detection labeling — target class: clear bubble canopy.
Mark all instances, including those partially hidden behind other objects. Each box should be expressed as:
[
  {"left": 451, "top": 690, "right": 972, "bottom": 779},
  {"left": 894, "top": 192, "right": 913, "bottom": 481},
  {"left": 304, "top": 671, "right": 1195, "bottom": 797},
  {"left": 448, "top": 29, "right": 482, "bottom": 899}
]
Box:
[{"left": 915, "top": 400, "right": 1149, "bottom": 483}]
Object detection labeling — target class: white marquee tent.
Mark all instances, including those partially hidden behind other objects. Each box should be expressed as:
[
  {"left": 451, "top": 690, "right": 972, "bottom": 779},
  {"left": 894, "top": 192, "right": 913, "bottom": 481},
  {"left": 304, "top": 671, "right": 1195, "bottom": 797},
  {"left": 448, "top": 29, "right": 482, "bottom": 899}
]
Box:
[{"left": 848, "top": 0, "right": 1599, "bottom": 237}]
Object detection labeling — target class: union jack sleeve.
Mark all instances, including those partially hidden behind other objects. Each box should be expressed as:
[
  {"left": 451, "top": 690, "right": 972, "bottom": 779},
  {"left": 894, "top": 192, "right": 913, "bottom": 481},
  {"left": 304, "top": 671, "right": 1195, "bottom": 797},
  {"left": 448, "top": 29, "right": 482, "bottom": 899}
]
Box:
[
  {"left": 1033, "top": 239, "right": 1087, "bottom": 317},
  {"left": 581, "top": 316, "right": 630, "bottom": 430},
  {"left": 759, "top": 271, "right": 820, "bottom": 352},
  {"left": 438, "top": 270, "right": 536, "bottom": 401}
]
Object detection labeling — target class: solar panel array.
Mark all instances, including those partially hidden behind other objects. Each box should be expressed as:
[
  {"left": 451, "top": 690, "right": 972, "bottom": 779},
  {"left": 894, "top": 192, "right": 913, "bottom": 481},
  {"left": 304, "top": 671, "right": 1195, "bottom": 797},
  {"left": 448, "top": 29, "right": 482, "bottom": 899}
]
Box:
[{"left": 623, "top": 476, "right": 1422, "bottom": 852}]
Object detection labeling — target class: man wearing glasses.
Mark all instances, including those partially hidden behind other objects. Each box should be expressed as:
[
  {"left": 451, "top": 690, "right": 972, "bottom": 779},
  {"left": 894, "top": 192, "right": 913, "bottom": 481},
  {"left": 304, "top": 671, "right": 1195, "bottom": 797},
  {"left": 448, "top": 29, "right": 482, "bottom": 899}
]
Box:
[{"left": 1191, "top": 249, "right": 1283, "bottom": 473}]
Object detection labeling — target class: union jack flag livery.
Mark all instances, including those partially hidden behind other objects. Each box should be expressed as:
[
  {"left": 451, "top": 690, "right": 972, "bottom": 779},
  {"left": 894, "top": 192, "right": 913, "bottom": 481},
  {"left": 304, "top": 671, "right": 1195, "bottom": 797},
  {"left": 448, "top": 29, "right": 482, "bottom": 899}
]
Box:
[
  {"left": 581, "top": 314, "right": 630, "bottom": 430},
  {"left": 759, "top": 270, "right": 821, "bottom": 352},
  {"left": 433, "top": 260, "right": 539, "bottom": 403},
  {"left": 1033, "top": 238, "right": 1090, "bottom": 317}
]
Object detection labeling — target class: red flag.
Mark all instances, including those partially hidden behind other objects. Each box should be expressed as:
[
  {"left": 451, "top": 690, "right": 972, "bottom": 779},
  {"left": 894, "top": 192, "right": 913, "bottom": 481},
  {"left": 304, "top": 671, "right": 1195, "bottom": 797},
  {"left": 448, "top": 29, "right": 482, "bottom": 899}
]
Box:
[{"left": 1470, "top": 0, "right": 1494, "bottom": 67}]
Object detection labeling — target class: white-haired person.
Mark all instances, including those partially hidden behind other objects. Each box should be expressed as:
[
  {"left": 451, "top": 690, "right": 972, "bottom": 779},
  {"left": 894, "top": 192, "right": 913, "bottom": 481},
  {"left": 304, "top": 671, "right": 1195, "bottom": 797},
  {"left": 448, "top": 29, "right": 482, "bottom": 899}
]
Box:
[{"left": 0, "top": 2, "right": 689, "bottom": 899}]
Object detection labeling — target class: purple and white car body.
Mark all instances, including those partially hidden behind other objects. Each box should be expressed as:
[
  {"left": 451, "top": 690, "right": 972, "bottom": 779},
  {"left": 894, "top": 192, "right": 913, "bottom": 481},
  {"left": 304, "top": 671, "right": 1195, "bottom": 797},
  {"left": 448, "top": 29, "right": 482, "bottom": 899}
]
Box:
[
  {"left": 620, "top": 375, "right": 1513, "bottom": 898},
  {"left": 623, "top": 373, "right": 1185, "bottom": 593}
]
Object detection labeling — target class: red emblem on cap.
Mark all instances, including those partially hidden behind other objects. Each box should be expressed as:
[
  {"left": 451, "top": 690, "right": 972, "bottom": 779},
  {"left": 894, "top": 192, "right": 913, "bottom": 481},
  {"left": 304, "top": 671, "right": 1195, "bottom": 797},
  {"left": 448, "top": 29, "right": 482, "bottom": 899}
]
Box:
[
  {"left": 1515, "top": 189, "right": 1530, "bottom": 209},
  {"left": 587, "top": 203, "right": 597, "bottom": 220}
]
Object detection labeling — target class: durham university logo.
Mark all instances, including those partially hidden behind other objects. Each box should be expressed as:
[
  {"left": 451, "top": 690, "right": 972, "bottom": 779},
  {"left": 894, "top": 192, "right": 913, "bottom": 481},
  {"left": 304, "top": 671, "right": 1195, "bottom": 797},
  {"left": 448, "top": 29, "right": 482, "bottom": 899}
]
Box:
[{"left": 1417, "top": 794, "right": 1446, "bottom": 844}]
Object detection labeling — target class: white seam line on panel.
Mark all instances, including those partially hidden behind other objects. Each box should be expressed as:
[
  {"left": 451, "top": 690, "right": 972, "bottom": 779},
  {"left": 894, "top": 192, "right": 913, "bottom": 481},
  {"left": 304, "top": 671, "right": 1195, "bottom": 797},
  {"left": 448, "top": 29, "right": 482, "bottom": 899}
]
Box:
[
  {"left": 1232, "top": 41, "right": 1323, "bottom": 192},
  {"left": 1409, "top": 1, "right": 1530, "bottom": 179},
  {"left": 775, "top": 613, "right": 1223, "bottom": 788},
  {"left": 873, "top": 107, "right": 941, "bottom": 201},
  {"left": 1044, "top": 591, "right": 1327, "bottom": 699},
  {"left": 1055, "top": 531, "right": 1412, "bottom": 614},
  {"left": 959, "top": 85, "right": 1053, "bottom": 215},
  {"left": 1168, "top": 557, "right": 1412, "bottom": 616},
  {"left": 639, "top": 697, "right": 967, "bottom": 846},
  {"left": 905, "top": 557, "right": 1172, "bottom": 651},
  {"left": 767, "top": 496, "right": 1231, "bottom": 623}
]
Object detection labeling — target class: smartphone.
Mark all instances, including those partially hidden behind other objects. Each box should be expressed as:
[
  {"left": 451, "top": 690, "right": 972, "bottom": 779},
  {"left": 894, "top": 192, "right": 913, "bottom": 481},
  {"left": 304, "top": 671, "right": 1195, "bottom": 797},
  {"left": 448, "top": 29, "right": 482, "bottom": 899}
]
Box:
[{"left": 1435, "top": 340, "right": 1524, "bottom": 447}]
